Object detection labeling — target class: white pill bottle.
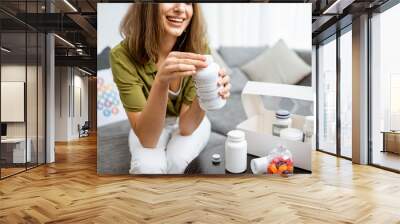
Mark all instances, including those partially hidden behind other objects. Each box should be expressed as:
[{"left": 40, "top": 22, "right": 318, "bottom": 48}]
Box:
[
  {"left": 225, "top": 130, "right": 247, "bottom": 173},
  {"left": 194, "top": 55, "right": 226, "bottom": 111}
]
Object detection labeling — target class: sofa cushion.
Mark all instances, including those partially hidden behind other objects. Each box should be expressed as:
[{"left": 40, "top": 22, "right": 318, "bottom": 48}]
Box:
[
  {"left": 295, "top": 50, "right": 312, "bottom": 66},
  {"left": 296, "top": 74, "right": 312, "bottom": 86},
  {"left": 98, "top": 120, "right": 131, "bottom": 174},
  {"left": 241, "top": 39, "right": 311, "bottom": 85},
  {"left": 230, "top": 68, "right": 249, "bottom": 93},
  {"left": 210, "top": 48, "right": 233, "bottom": 75},
  {"left": 218, "top": 46, "right": 266, "bottom": 67},
  {"left": 207, "top": 93, "right": 247, "bottom": 135}
]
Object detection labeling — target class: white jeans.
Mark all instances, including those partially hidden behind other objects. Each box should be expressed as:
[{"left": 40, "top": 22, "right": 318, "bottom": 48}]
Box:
[{"left": 128, "top": 116, "right": 211, "bottom": 174}]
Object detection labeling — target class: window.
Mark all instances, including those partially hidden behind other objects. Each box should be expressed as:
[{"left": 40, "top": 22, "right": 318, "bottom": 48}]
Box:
[
  {"left": 0, "top": 1, "right": 46, "bottom": 179},
  {"left": 317, "top": 37, "right": 337, "bottom": 155},
  {"left": 340, "top": 29, "right": 352, "bottom": 158},
  {"left": 317, "top": 27, "right": 353, "bottom": 159},
  {"left": 370, "top": 2, "right": 400, "bottom": 171}
]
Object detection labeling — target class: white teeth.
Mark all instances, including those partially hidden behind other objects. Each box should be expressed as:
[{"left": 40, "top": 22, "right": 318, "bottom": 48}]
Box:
[{"left": 167, "top": 17, "right": 184, "bottom": 23}]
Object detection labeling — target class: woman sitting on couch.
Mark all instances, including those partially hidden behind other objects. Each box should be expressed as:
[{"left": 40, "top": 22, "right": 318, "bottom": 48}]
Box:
[{"left": 110, "top": 3, "right": 231, "bottom": 174}]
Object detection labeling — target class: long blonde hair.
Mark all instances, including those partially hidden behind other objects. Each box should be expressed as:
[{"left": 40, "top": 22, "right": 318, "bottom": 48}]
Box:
[{"left": 120, "top": 3, "right": 208, "bottom": 64}]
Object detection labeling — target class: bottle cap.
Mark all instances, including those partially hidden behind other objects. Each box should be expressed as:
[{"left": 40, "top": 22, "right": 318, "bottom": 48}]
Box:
[
  {"left": 227, "top": 130, "right": 245, "bottom": 141},
  {"left": 275, "top": 110, "right": 291, "bottom": 119},
  {"left": 211, "top": 153, "right": 222, "bottom": 163}
]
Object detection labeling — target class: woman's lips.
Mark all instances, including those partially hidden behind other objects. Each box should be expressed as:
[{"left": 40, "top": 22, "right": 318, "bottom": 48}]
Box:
[
  {"left": 166, "top": 16, "right": 185, "bottom": 27},
  {"left": 167, "top": 16, "right": 184, "bottom": 23}
]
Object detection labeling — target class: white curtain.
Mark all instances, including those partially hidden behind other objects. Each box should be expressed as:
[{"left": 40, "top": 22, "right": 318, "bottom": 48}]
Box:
[{"left": 201, "top": 3, "right": 311, "bottom": 50}]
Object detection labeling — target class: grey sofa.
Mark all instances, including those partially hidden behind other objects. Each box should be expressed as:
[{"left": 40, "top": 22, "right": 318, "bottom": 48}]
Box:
[{"left": 97, "top": 46, "right": 312, "bottom": 174}]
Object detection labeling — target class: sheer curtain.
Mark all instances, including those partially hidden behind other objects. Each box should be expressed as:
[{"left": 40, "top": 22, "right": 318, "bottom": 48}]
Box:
[{"left": 201, "top": 3, "right": 311, "bottom": 50}]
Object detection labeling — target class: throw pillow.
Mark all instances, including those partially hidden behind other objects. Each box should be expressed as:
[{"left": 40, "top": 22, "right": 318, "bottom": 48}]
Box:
[{"left": 240, "top": 39, "right": 311, "bottom": 85}]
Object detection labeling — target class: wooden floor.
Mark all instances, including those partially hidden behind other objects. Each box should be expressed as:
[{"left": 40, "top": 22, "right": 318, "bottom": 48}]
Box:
[
  {"left": 1, "top": 135, "right": 400, "bottom": 224},
  {"left": 1, "top": 167, "right": 26, "bottom": 178}
]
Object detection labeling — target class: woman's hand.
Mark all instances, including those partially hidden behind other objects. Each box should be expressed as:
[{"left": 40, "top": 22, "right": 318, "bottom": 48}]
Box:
[
  {"left": 155, "top": 51, "right": 207, "bottom": 85},
  {"left": 218, "top": 68, "right": 231, "bottom": 99}
]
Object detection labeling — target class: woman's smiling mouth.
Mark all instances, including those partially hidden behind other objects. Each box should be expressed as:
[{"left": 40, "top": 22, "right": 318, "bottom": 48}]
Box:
[{"left": 166, "top": 16, "right": 185, "bottom": 25}]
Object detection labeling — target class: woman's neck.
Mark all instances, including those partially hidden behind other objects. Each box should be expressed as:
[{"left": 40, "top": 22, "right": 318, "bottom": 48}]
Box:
[{"left": 159, "top": 34, "right": 177, "bottom": 59}]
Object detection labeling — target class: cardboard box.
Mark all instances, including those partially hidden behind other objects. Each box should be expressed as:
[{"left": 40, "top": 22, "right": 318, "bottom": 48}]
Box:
[{"left": 237, "top": 81, "right": 314, "bottom": 171}]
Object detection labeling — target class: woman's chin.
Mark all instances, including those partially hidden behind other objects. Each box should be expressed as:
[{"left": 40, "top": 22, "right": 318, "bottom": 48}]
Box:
[{"left": 165, "top": 28, "right": 185, "bottom": 37}]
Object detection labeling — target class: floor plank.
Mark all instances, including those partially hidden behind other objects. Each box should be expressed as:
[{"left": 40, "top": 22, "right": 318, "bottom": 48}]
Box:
[{"left": 0, "top": 134, "right": 400, "bottom": 223}]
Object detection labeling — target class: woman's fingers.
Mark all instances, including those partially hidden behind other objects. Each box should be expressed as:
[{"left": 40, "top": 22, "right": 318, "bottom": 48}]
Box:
[
  {"left": 217, "top": 69, "right": 231, "bottom": 99},
  {"left": 170, "top": 51, "right": 206, "bottom": 61},
  {"left": 158, "top": 52, "right": 206, "bottom": 84},
  {"left": 173, "top": 70, "right": 196, "bottom": 77},
  {"left": 164, "top": 54, "right": 207, "bottom": 72},
  {"left": 217, "top": 68, "right": 227, "bottom": 86},
  {"left": 165, "top": 64, "right": 196, "bottom": 73},
  {"left": 222, "top": 74, "right": 230, "bottom": 84},
  {"left": 220, "top": 90, "right": 230, "bottom": 99},
  {"left": 219, "top": 83, "right": 231, "bottom": 95},
  {"left": 218, "top": 74, "right": 230, "bottom": 86},
  {"left": 175, "top": 58, "right": 207, "bottom": 68},
  {"left": 218, "top": 68, "right": 226, "bottom": 77}
]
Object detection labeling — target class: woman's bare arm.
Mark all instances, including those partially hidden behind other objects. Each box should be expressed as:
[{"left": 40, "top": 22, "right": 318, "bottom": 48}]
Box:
[
  {"left": 178, "top": 98, "right": 205, "bottom": 136},
  {"left": 126, "top": 78, "right": 169, "bottom": 148}
]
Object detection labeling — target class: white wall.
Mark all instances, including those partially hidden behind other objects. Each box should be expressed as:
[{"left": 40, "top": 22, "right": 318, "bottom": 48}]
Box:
[
  {"left": 1, "top": 65, "right": 29, "bottom": 138},
  {"left": 54, "top": 67, "right": 89, "bottom": 141},
  {"left": 1, "top": 64, "right": 46, "bottom": 164},
  {"left": 55, "top": 67, "right": 68, "bottom": 141},
  {"left": 1, "top": 65, "right": 26, "bottom": 81},
  {"left": 201, "top": 3, "right": 311, "bottom": 50},
  {"left": 71, "top": 74, "right": 89, "bottom": 138},
  {"left": 76, "top": 74, "right": 89, "bottom": 123}
]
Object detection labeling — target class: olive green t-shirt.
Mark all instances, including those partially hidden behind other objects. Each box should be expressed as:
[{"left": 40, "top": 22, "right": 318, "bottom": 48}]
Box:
[{"left": 109, "top": 41, "right": 197, "bottom": 117}]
